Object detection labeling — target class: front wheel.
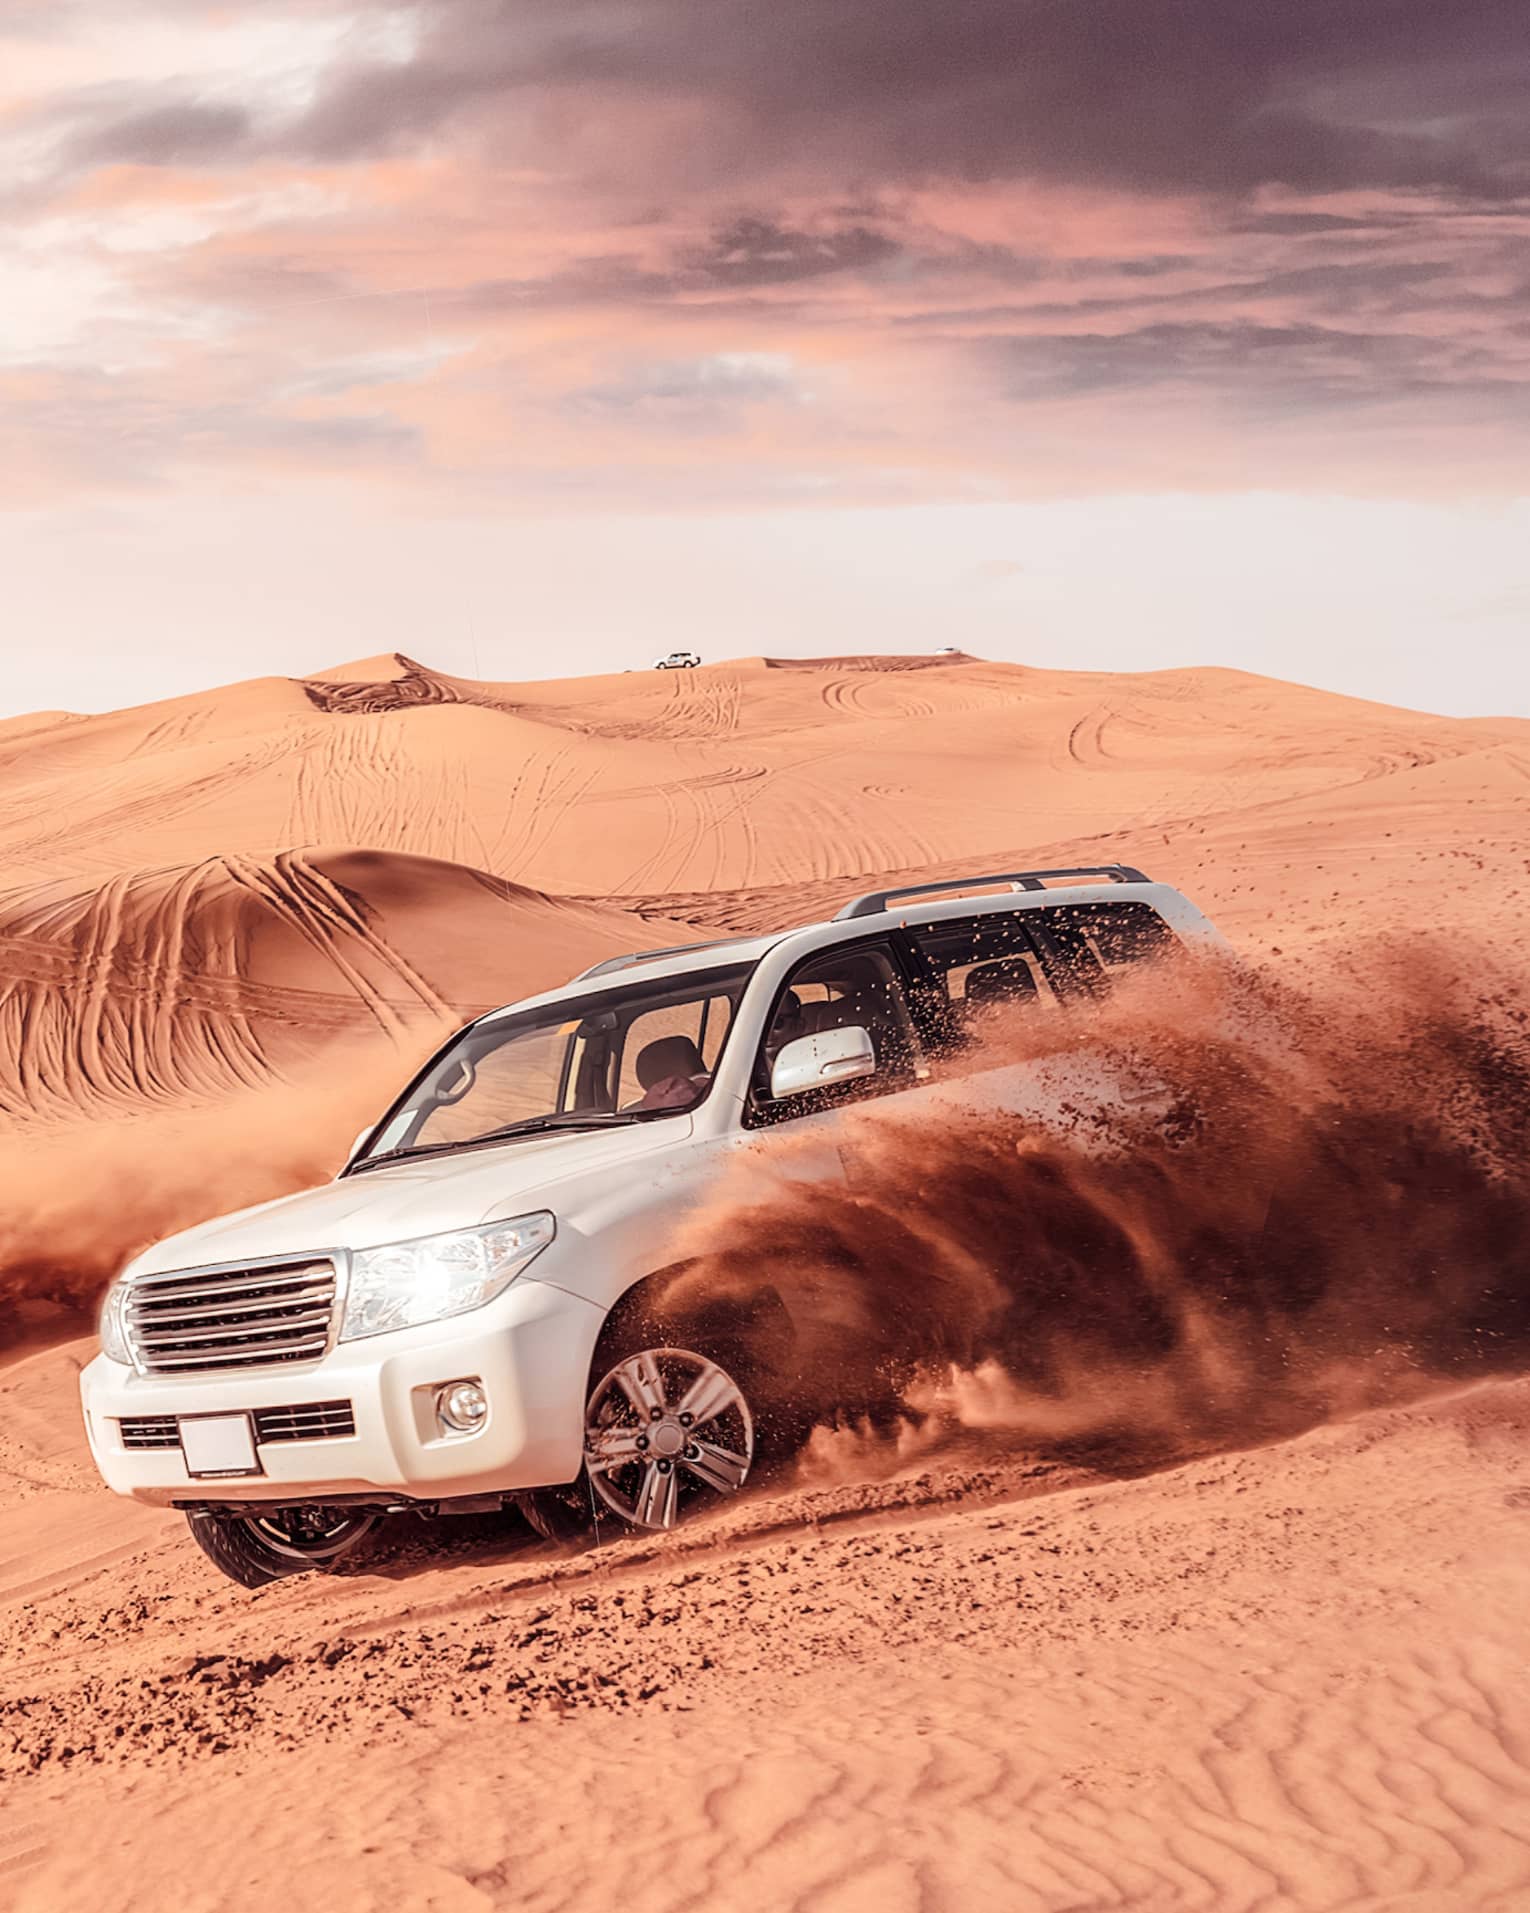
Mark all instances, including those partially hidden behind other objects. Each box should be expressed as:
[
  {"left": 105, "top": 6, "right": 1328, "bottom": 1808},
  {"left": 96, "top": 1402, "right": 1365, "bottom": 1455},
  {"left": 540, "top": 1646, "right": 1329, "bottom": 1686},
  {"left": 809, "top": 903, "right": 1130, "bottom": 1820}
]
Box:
[
  {"left": 520, "top": 1343, "right": 757, "bottom": 1541},
  {"left": 586, "top": 1345, "right": 755, "bottom": 1530},
  {"left": 185, "top": 1506, "right": 377, "bottom": 1589}
]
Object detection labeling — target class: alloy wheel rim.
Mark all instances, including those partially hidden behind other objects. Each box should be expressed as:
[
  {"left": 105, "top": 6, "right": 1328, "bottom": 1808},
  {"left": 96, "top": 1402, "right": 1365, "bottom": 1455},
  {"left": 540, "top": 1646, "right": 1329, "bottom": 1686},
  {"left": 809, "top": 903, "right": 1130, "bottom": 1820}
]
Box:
[
  {"left": 246, "top": 1507, "right": 376, "bottom": 1563},
  {"left": 584, "top": 1347, "right": 755, "bottom": 1530}
]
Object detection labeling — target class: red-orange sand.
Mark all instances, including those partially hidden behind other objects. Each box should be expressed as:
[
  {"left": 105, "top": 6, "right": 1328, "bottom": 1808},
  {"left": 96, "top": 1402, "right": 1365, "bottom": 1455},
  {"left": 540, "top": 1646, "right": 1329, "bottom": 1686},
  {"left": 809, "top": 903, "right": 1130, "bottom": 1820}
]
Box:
[{"left": 2, "top": 652, "right": 1528, "bottom": 1909}]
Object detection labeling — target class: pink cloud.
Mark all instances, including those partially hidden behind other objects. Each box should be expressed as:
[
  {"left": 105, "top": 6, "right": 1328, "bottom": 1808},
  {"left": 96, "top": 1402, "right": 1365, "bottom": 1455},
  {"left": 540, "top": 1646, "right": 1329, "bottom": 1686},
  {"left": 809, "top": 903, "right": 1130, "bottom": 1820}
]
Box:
[{"left": 1, "top": 2, "right": 1527, "bottom": 510}]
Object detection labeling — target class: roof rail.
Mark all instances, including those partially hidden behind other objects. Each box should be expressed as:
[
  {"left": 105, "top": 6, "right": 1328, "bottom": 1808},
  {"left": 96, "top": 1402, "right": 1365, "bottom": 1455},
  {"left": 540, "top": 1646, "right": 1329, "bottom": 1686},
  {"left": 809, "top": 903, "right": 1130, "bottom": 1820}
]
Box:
[
  {"left": 573, "top": 933, "right": 758, "bottom": 982},
  {"left": 833, "top": 864, "right": 1151, "bottom": 922}
]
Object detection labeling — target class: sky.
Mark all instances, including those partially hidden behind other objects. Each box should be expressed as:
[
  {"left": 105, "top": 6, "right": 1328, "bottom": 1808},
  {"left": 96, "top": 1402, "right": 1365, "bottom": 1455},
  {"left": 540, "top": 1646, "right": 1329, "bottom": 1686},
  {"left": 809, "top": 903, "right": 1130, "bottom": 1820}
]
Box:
[{"left": 3, "top": 1, "right": 1528, "bottom": 719}]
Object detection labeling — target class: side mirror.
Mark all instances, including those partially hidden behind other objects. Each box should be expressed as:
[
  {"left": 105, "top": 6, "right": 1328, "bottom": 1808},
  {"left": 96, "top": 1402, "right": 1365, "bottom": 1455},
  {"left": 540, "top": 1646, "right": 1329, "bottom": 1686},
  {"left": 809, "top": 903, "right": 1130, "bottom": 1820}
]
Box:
[
  {"left": 769, "top": 1025, "right": 876, "bottom": 1101},
  {"left": 347, "top": 1127, "right": 371, "bottom": 1162}
]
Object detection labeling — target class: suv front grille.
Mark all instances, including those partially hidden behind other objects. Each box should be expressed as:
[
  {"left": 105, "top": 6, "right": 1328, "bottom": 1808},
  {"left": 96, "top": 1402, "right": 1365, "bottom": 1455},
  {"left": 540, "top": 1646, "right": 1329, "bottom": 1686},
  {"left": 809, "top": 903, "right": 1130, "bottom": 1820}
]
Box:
[
  {"left": 125, "top": 1258, "right": 338, "bottom": 1374},
  {"left": 118, "top": 1416, "right": 180, "bottom": 1450}
]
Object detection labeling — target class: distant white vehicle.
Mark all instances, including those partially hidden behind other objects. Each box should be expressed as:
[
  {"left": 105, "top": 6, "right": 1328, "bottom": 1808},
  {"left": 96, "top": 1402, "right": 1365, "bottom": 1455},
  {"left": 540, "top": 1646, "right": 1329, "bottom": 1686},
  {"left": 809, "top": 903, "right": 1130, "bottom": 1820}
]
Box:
[
  {"left": 654, "top": 650, "right": 701, "bottom": 669},
  {"left": 81, "top": 863, "right": 1226, "bottom": 1586},
  {"left": 935, "top": 646, "right": 961, "bottom": 655}
]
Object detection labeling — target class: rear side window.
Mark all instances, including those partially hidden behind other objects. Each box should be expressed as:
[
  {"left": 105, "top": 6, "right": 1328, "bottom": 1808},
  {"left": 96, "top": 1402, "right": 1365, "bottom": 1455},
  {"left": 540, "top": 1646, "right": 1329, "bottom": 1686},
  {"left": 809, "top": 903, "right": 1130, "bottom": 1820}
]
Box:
[
  {"left": 1032, "top": 895, "right": 1178, "bottom": 987},
  {"left": 911, "top": 900, "right": 1180, "bottom": 1020},
  {"left": 911, "top": 914, "right": 1061, "bottom": 1010}
]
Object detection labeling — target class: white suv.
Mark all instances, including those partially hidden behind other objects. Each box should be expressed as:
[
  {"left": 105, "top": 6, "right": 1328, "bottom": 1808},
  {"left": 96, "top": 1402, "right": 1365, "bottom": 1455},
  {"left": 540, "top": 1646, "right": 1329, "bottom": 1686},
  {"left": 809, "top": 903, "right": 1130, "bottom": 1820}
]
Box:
[{"left": 81, "top": 866, "right": 1225, "bottom": 1585}]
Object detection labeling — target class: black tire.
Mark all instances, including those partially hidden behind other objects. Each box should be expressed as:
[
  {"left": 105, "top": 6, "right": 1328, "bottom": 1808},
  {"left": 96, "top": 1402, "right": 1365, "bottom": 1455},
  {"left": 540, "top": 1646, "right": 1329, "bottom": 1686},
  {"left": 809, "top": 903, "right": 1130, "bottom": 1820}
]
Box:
[
  {"left": 513, "top": 1484, "right": 600, "bottom": 1546},
  {"left": 185, "top": 1508, "right": 376, "bottom": 1589}
]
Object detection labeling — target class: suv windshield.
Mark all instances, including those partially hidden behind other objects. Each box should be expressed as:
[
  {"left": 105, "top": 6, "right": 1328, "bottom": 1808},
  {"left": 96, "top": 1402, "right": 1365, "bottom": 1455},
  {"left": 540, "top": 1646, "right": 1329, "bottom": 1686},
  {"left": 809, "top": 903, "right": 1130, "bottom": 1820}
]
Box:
[{"left": 353, "top": 961, "right": 756, "bottom": 1169}]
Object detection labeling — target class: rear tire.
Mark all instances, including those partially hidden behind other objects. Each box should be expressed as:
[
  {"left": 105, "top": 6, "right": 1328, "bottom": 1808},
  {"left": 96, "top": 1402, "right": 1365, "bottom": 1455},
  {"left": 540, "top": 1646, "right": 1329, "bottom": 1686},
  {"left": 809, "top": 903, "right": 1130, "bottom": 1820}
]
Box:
[
  {"left": 514, "top": 1483, "right": 599, "bottom": 1545},
  {"left": 185, "top": 1507, "right": 376, "bottom": 1589}
]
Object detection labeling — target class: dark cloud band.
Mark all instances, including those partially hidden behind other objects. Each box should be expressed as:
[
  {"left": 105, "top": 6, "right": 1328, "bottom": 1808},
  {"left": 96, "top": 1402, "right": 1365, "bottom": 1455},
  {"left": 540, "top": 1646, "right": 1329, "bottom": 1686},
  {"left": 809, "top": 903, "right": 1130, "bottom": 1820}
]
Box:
[{"left": 52, "top": 0, "right": 1530, "bottom": 201}]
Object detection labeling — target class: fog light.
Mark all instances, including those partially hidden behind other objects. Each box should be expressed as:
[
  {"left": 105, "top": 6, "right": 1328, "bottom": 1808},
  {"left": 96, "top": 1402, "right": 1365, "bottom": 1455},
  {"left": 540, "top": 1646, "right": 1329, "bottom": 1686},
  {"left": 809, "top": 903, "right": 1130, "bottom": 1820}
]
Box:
[{"left": 436, "top": 1379, "right": 489, "bottom": 1434}]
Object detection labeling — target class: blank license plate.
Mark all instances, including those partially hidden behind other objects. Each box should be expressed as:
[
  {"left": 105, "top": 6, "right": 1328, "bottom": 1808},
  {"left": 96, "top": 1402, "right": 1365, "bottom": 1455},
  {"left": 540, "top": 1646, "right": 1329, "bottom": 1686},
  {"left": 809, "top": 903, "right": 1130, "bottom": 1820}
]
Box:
[{"left": 180, "top": 1414, "right": 260, "bottom": 1477}]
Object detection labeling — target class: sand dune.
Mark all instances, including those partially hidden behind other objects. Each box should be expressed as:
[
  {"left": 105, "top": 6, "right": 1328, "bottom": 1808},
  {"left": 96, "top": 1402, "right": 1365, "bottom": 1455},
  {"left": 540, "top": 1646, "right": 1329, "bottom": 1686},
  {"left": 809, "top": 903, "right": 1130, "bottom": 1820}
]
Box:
[
  {"left": 0, "top": 841, "right": 694, "bottom": 1317},
  {"left": 5, "top": 652, "right": 1524, "bottom": 917},
  {"left": 2, "top": 641, "right": 1525, "bottom": 1335},
  {"left": 3, "top": 644, "right": 1512, "bottom": 1318},
  {"left": 3, "top": 649, "right": 1523, "bottom": 1111},
  {"left": 0, "top": 845, "right": 681, "bottom": 1115},
  {"left": 2, "top": 649, "right": 1529, "bottom": 1907}
]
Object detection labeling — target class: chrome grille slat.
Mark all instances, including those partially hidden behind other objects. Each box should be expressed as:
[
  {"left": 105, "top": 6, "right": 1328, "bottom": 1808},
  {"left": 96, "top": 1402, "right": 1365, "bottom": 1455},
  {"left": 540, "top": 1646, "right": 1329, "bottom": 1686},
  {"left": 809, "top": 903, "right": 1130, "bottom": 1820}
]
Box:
[
  {"left": 134, "top": 1309, "right": 333, "bottom": 1349},
  {"left": 132, "top": 1261, "right": 332, "bottom": 1301},
  {"left": 143, "top": 1340, "right": 331, "bottom": 1372},
  {"left": 125, "top": 1257, "right": 338, "bottom": 1374},
  {"left": 131, "top": 1284, "right": 334, "bottom": 1326}
]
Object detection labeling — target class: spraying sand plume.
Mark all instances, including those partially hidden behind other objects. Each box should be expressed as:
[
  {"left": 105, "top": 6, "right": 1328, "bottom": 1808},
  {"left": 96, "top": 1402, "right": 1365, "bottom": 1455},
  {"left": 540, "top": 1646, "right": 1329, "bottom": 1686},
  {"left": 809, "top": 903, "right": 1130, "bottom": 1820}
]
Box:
[{"left": 651, "top": 942, "right": 1530, "bottom": 1467}]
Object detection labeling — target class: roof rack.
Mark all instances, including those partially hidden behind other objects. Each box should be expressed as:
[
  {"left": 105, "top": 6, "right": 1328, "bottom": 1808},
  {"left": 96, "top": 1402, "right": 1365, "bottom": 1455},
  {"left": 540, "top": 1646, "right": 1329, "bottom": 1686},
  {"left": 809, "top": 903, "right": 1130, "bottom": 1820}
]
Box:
[
  {"left": 573, "top": 933, "right": 760, "bottom": 982},
  {"left": 833, "top": 864, "right": 1151, "bottom": 922}
]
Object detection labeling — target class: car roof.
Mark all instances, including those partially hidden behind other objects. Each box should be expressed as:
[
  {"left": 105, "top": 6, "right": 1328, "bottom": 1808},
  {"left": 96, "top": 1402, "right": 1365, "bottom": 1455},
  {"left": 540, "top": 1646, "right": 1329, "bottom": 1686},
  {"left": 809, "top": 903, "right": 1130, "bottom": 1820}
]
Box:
[
  {"left": 478, "top": 929, "right": 790, "bottom": 1023},
  {"left": 481, "top": 865, "right": 1198, "bottom": 1026}
]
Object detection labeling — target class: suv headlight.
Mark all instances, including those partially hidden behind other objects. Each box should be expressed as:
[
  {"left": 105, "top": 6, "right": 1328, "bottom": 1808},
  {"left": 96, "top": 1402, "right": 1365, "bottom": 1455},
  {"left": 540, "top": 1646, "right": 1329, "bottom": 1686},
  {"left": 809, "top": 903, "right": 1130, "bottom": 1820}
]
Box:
[
  {"left": 98, "top": 1283, "right": 132, "bottom": 1365},
  {"left": 339, "top": 1213, "right": 555, "bottom": 1343}
]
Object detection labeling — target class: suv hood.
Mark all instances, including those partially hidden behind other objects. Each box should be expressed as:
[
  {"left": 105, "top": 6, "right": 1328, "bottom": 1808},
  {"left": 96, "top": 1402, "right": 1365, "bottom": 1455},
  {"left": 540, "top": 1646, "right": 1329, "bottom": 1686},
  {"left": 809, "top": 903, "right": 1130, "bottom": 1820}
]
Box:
[{"left": 126, "top": 1118, "right": 691, "bottom": 1278}]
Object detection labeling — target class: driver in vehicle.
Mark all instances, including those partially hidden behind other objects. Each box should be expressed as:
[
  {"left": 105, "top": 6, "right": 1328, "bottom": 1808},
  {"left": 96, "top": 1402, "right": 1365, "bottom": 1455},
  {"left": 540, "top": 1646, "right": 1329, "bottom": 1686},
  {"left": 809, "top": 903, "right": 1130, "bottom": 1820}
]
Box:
[{"left": 624, "top": 1035, "right": 710, "bottom": 1111}]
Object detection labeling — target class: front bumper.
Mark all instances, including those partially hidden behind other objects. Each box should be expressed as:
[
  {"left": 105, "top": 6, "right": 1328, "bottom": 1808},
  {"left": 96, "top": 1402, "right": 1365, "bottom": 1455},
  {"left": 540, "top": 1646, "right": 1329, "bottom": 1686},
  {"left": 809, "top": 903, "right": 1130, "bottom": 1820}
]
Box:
[{"left": 79, "top": 1277, "right": 602, "bottom": 1508}]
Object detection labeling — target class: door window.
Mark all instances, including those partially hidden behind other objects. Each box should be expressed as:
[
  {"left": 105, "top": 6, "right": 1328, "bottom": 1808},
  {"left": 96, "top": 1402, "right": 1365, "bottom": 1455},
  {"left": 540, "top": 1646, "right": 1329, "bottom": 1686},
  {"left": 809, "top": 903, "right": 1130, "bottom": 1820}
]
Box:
[
  {"left": 750, "top": 942, "right": 921, "bottom": 1125},
  {"left": 913, "top": 915, "right": 1058, "bottom": 1006},
  {"left": 1039, "top": 901, "right": 1180, "bottom": 970},
  {"left": 909, "top": 913, "right": 1061, "bottom": 1044}
]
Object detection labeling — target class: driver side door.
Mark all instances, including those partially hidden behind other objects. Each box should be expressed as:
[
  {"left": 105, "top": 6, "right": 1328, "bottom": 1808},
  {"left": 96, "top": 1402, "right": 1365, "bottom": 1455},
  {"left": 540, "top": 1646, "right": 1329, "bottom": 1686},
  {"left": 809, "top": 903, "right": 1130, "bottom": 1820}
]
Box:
[{"left": 739, "top": 936, "right": 928, "bottom": 1182}]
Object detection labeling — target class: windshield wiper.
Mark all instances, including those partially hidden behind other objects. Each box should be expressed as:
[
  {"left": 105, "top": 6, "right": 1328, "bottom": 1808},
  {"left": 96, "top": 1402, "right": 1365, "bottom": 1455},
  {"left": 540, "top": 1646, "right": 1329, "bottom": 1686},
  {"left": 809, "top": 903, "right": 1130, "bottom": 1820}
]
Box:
[
  {"left": 464, "top": 1111, "right": 652, "bottom": 1145},
  {"left": 347, "top": 1141, "right": 463, "bottom": 1174},
  {"left": 348, "top": 1110, "right": 660, "bottom": 1174}
]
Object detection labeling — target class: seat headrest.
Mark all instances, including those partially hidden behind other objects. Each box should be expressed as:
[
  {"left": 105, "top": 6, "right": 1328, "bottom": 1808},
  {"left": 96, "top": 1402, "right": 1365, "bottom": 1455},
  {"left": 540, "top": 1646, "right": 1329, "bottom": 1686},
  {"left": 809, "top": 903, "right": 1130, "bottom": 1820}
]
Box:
[
  {"left": 964, "top": 959, "right": 1040, "bottom": 1009},
  {"left": 796, "top": 997, "right": 862, "bottom": 1035},
  {"left": 635, "top": 1034, "right": 706, "bottom": 1087}
]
